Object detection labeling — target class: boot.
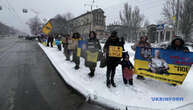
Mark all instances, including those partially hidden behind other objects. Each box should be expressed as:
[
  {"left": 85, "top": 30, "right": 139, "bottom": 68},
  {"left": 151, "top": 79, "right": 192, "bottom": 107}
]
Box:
[
  {"left": 74, "top": 65, "right": 80, "bottom": 70},
  {"left": 111, "top": 79, "right": 116, "bottom": 87},
  {"left": 88, "top": 72, "right": 94, "bottom": 78},
  {"left": 129, "top": 79, "right": 133, "bottom": 85},
  {"left": 136, "top": 75, "right": 145, "bottom": 80},
  {"left": 171, "top": 83, "right": 177, "bottom": 87},
  {"left": 66, "top": 58, "right": 70, "bottom": 61},
  {"left": 106, "top": 80, "right": 111, "bottom": 88},
  {"left": 123, "top": 78, "right": 127, "bottom": 85}
]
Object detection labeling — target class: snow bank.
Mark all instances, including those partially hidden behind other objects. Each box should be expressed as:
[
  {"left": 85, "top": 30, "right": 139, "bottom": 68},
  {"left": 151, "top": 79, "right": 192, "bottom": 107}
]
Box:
[{"left": 39, "top": 43, "right": 193, "bottom": 110}]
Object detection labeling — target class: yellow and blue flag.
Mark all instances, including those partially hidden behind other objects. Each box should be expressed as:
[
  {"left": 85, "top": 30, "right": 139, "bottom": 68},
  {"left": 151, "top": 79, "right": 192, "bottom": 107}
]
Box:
[
  {"left": 77, "top": 40, "right": 87, "bottom": 57},
  {"left": 134, "top": 47, "right": 193, "bottom": 85}
]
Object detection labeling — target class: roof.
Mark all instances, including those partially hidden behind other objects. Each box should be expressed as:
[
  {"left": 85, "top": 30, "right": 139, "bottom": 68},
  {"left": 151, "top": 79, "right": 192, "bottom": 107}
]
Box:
[{"left": 69, "top": 8, "right": 104, "bottom": 22}]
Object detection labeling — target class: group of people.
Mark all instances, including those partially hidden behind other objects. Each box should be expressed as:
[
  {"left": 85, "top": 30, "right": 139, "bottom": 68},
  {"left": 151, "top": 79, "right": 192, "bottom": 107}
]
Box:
[{"left": 41, "top": 31, "right": 190, "bottom": 88}]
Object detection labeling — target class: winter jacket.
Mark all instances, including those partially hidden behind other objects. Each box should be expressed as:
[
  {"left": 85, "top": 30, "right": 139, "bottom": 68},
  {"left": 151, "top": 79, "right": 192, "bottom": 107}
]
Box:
[
  {"left": 85, "top": 38, "right": 101, "bottom": 67},
  {"left": 87, "top": 38, "right": 101, "bottom": 52},
  {"left": 103, "top": 36, "right": 123, "bottom": 65},
  {"left": 121, "top": 60, "right": 134, "bottom": 70},
  {"left": 167, "top": 38, "right": 189, "bottom": 52},
  {"left": 71, "top": 37, "right": 82, "bottom": 50},
  {"left": 132, "top": 41, "right": 151, "bottom": 51}
]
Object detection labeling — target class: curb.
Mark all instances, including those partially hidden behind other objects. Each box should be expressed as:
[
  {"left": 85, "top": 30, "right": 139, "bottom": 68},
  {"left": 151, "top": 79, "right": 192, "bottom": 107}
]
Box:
[
  {"left": 38, "top": 43, "right": 167, "bottom": 110},
  {"left": 38, "top": 43, "right": 114, "bottom": 110}
]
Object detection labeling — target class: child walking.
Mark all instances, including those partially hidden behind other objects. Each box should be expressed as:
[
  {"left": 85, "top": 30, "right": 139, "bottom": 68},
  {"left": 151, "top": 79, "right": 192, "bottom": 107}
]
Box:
[{"left": 121, "top": 53, "right": 134, "bottom": 85}]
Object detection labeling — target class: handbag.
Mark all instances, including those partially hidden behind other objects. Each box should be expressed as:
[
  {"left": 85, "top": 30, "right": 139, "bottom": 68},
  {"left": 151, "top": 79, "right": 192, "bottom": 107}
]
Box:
[{"left": 99, "top": 53, "right": 107, "bottom": 68}]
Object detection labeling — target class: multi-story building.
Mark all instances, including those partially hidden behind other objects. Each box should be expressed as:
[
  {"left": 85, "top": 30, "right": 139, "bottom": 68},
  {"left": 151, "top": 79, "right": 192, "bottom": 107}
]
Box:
[{"left": 69, "top": 8, "right": 106, "bottom": 39}]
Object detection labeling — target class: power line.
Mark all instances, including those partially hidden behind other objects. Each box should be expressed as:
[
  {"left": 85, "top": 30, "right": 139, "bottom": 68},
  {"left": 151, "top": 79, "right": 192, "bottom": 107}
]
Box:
[
  {"left": 4, "top": 0, "right": 24, "bottom": 25},
  {"left": 0, "top": 0, "right": 17, "bottom": 25}
]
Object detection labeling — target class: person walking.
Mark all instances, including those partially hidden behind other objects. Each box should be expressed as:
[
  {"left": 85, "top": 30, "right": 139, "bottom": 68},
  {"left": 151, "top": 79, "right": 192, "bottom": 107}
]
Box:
[
  {"left": 72, "top": 33, "right": 82, "bottom": 70},
  {"left": 47, "top": 34, "right": 54, "bottom": 47},
  {"left": 85, "top": 31, "right": 101, "bottom": 77},
  {"left": 121, "top": 53, "right": 134, "bottom": 85},
  {"left": 131, "top": 36, "right": 151, "bottom": 80},
  {"left": 61, "top": 34, "right": 70, "bottom": 60},
  {"left": 167, "top": 37, "right": 189, "bottom": 86},
  {"left": 103, "top": 31, "right": 123, "bottom": 88}
]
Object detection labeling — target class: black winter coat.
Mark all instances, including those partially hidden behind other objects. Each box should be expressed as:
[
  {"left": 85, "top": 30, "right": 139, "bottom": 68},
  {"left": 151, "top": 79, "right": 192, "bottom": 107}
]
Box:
[
  {"left": 103, "top": 36, "right": 123, "bottom": 65},
  {"left": 121, "top": 60, "right": 134, "bottom": 70},
  {"left": 167, "top": 38, "right": 189, "bottom": 52}
]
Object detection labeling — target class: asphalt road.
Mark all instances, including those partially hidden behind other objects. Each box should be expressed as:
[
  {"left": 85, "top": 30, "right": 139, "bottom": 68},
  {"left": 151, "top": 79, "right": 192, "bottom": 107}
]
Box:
[{"left": 0, "top": 36, "right": 107, "bottom": 110}]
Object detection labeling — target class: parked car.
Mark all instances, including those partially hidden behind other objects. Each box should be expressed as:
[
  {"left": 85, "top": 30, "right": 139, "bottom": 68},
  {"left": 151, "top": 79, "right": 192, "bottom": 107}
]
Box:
[{"left": 25, "top": 36, "right": 37, "bottom": 40}]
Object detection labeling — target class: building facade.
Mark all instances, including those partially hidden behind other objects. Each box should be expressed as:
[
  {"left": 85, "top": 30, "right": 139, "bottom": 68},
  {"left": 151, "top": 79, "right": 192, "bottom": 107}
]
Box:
[
  {"left": 137, "top": 24, "right": 175, "bottom": 43},
  {"left": 69, "top": 8, "right": 106, "bottom": 39}
]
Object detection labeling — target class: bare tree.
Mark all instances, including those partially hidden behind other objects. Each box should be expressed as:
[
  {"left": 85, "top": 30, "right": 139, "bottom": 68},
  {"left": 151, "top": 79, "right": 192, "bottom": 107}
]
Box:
[
  {"left": 64, "top": 12, "right": 74, "bottom": 21},
  {"left": 27, "top": 16, "right": 42, "bottom": 35},
  {"left": 51, "top": 14, "right": 68, "bottom": 34},
  {"left": 50, "top": 12, "right": 74, "bottom": 35},
  {"left": 120, "top": 3, "right": 143, "bottom": 42},
  {"left": 179, "top": 0, "right": 193, "bottom": 41},
  {"left": 162, "top": 0, "right": 177, "bottom": 25}
]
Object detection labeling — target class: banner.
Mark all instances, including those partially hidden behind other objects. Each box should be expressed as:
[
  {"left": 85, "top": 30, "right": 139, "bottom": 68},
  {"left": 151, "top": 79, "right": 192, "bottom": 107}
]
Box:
[
  {"left": 109, "top": 46, "right": 123, "bottom": 57},
  {"left": 86, "top": 51, "right": 99, "bottom": 63},
  {"left": 77, "top": 40, "right": 87, "bottom": 57},
  {"left": 134, "top": 47, "right": 193, "bottom": 85},
  {"left": 42, "top": 39, "right": 47, "bottom": 46},
  {"left": 53, "top": 41, "right": 56, "bottom": 46},
  {"left": 42, "top": 21, "right": 52, "bottom": 35}
]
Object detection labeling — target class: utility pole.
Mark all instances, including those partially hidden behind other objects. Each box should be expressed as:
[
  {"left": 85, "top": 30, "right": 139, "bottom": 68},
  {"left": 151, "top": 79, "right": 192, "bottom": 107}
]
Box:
[
  {"left": 84, "top": 0, "right": 97, "bottom": 32},
  {"left": 90, "top": 0, "right": 94, "bottom": 31},
  {"left": 176, "top": 0, "right": 180, "bottom": 35}
]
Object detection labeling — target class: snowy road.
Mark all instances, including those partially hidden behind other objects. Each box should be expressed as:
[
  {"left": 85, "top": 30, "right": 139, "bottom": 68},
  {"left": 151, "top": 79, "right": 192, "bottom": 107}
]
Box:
[{"left": 0, "top": 37, "right": 106, "bottom": 110}]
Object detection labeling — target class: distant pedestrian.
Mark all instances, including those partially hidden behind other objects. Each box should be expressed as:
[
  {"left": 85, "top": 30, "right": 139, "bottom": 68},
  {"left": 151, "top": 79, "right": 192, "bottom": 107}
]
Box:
[
  {"left": 47, "top": 34, "right": 54, "bottom": 47},
  {"left": 72, "top": 33, "right": 82, "bottom": 70},
  {"left": 61, "top": 34, "right": 70, "bottom": 60},
  {"left": 55, "top": 34, "right": 62, "bottom": 51},
  {"left": 66, "top": 34, "right": 73, "bottom": 61}
]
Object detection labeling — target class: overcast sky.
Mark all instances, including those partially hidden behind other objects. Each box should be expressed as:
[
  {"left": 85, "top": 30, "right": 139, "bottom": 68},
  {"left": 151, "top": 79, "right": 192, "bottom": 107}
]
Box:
[{"left": 0, "top": 0, "right": 166, "bottom": 34}]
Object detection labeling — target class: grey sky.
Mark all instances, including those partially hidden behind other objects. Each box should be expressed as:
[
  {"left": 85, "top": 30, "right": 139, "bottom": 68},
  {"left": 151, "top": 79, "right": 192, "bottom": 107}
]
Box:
[{"left": 0, "top": 0, "right": 165, "bottom": 34}]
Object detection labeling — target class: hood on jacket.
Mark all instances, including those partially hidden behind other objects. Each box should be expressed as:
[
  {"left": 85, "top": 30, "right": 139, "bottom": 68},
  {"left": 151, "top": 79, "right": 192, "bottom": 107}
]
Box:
[{"left": 171, "top": 37, "right": 185, "bottom": 48}]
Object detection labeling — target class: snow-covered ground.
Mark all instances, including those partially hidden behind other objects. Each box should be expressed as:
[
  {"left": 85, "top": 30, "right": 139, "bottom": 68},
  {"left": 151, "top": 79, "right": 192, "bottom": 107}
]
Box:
[{"left": 39, "top": 43, "right": 193, "bottom": 110}]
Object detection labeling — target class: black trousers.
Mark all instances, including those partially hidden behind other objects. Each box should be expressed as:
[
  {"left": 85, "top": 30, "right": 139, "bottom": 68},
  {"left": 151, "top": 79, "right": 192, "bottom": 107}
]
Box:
[
  {"left": 57, "top": 44, "right": 61, "bottom": 51},
  {"left": 63, "top": 44, "right": 70, "bottom": 59},
  {"left": 89, "top": 67, "right": 95, "bottom": 74},
  {"left": 72, "top": 49, "right": 80, "bottom": 66},
  {"left": 106, "top": 63, "right": 117, "bottom": 82},
  {"left": 47, "top": 37, "right": 54, "bottom": 47}
]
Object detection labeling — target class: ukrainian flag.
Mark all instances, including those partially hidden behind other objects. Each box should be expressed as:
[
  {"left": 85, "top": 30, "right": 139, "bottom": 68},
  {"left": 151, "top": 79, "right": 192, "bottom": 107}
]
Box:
[{"left": 77, "top": 40, "right": 87, "bottom": 57}]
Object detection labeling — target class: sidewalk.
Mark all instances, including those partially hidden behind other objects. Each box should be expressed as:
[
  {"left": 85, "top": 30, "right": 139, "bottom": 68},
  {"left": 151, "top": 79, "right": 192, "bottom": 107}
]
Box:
[{"left": 39, "top": 43, "right": 193, "bottom": 110}]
